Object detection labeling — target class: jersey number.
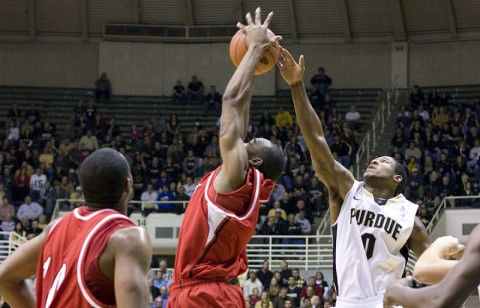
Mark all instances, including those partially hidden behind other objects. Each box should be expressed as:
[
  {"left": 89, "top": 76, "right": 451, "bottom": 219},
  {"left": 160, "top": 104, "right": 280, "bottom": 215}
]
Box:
[
  {"left": 43, "top": 257, "right": 67, "bottom": 308},
  {"left": 361, "top": 233, "right": 376, "bottom": 260}
]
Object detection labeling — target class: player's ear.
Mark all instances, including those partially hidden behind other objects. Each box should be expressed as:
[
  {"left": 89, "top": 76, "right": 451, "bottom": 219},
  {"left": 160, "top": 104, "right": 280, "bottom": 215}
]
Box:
[
  {"left": 123, "top": 176, "right": 133, "bottom": 201},
  {"left": 248, "top": 157, "right": 263, "bottom": 166},
  {"left": 393, "top": 174, "right": 402, "bottom": 184}
]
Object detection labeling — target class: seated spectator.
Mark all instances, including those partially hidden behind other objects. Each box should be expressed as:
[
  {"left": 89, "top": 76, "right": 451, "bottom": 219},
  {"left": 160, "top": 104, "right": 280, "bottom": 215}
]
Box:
[
  {"left": 292, "top": 268, "right": 306, "bottom": 289},
  {"left": 78, "top": 130, "right": 99, "bottom": 152},
  {"left": 173, "top": 186, "right": 189, "bottom": 214},
  {"left": 404, "top": 167, "right": 425, "bottom": 201},
  {"left": 286, "top": 276, "right": 302, "bottom": 307},
  {"left": 266, "top": 277, "right": 280, "bottom": 301},
  {"left": 95, "top": 72, "right": 111, "bottom": 101},
  {"left": 248, "top": 288, "right": 261, "bottom": 307},
  {"left": 14, "top": 221, "right": 27, "bottom": 238},
  {"left": 300, "top": 276, "right": 324, "bottom": 303},
  {"left": 203, "top": 85, "right": 222, "bottom": 116},
  {"left": 295, "top": 210, "right": 312, "bottom": 235},
  {"left": 156, "top": 184, "right": 174, "bottom": 213},
  {"left": 345, "top": 105, "right": 362, "bottom": 131},
  {"left": 46, "top": 181, "right": 69, "bottom": 214},
  {"left": 310, "top": 67, "right": 332, "bottom": 100},
  {"left": 182, "top": 150, "right": 202, "bottom": 178},
  {"left": 273, "top": 288, "right": 292, "bottom": 308},
  {"left": 171, "top": 80, "right": 186, "bottom": 103},
  {"left": 1, "top": 213, "right": 16, "bottom": 237},
  {"left": 314, "top": 271, "right": 329, "bottom": 293},
  {"left": 0, "top": 197, "right": 15, "bottom": 221},
  {"left": 158, "top": 286, "right": 169, "bottom": 308},
  {"left": 69, "top": 185, "right": 85, "bottom": 208},
  {"left": 182, "top": 176, "right": 196, "bottom": 198},
  {"left": 408, "top": 85, "right": 424, "bottom": 110},
  {"left": 267, "top": 201, "right": 287, "bottom": 221},
  {"left": 255, "top": 291, "right": 273, "bottom": 308},
  {"left": 186, "top": 75, "right": 205, "bottom": 103},
  {"left": 7, "top": 103, "right": 22, "bottom": 128},
  {"left": 26, "top": 219, "right": 43, "bottom": 239},
  {"left": 275, "top": 107, "right": 293, "bottom": 129},
  {"left": 329, "top": 134, "right": 352, "bottom": 169},
  {"left": 152, "top": 296, "right": 163, "bottom": 308},
  {"left": 17, "top": 195, "right": 43, "bottom": 221},
  {"left": 243, "top": 271, "right": 264, "bottom": 299},
  {"left": 24, "top": 103, "right": 41, "bottom": 129},
  {"left": 13, "top": 167, "right": 30, "bottom": 203},
  {"left": 140, "top": 184, "right": 158, "bottom": 216}
]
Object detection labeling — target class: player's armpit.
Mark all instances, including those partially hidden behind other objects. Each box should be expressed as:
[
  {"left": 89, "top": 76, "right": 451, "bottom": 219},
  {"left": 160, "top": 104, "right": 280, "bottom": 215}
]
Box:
[
  {"left": 108, "top": 227, "right": 152, "bottom": 308},
  {"left": 0, "top": 232, "right": 46, "bottom": 308}
]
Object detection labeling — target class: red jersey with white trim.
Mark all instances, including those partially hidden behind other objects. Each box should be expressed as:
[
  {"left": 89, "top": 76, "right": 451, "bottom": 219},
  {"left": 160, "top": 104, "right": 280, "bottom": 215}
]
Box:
[
  {"left": 35, "top": 207, "right": 135, "bottom": 308},
  {"left": 172, "top": 166, "right": 274, "bottom": 281}
]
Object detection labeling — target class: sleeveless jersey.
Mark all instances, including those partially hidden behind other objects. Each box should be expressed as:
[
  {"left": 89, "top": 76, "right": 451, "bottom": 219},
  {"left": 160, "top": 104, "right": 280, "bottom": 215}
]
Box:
[
  {"left": 35, "top": 207, "right": 135, "bottom": 308},
  {"left": 332, "top": 180, "right": 418, "bottom": 307},
  {"left": 172, "top": 166, "right": 274, "bottom": 282}
]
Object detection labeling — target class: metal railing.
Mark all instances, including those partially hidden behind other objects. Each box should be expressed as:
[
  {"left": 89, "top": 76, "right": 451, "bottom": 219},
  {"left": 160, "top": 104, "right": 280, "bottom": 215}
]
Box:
[
  {"left": 316, "top": 209, "right": 331, "bottom": 238},
  {"left": 355, "top": 88, "right": 395, "bottom": 179},
  {"left": 247, "top": 235, "right": 333, "bottom": 271},
  {"left": 0, "top": 232, "right": 28, "bottom": 263},
  {"left": 427, "top": 195, "right": 480, "bottom": 234}
]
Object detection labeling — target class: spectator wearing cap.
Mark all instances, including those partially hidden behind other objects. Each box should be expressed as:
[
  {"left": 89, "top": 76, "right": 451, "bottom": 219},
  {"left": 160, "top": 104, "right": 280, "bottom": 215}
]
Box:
[
  {"left": 267, "top": 201, "right": 287, "bottom": 221},
  {"left": 70, "top": 185, "right": 84, "bottom": 208},
  {"left": 243, "top": 270, "right": 264, "bottom": 299}
]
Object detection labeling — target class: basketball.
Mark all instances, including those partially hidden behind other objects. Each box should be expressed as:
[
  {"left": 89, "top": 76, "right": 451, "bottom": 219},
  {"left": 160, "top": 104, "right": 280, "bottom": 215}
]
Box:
[{"left": 229, "top": 29, "right": 280, "bottom": 76}]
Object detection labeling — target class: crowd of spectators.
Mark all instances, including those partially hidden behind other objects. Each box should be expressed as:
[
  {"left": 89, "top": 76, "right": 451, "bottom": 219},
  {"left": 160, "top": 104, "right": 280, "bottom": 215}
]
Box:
[
  {"left": 388, "top": 85, "right": 480, "bottom": 226},
  {"left": 240, "top": 260, "right": 335, "bottom": 308}
]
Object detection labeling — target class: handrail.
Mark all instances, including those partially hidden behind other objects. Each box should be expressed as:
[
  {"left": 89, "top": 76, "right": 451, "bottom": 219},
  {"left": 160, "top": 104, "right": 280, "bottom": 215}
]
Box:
[
  {"left": 0, "top": 231, "right": 28, "bottom": 263},
  {"left": 355, "top": 88, "right": 394, "bottom": 179},
  {"left": 427, "top": 195, "right": 480, "bottom": 234},
  {"left": 315, "top": 209, "right": 331, "bottom": 239},
  {"left": 54, "top": 199, "right": 190, "bottom": 215}
]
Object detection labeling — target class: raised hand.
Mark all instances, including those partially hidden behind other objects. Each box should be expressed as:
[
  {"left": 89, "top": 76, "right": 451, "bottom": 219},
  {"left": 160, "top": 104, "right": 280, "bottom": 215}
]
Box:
[
  {"left": 237, "top": 7, "right": 282, "bottom": 50},
  {"left": 277, "top": 47, "right": 305, "bottom": 86}
]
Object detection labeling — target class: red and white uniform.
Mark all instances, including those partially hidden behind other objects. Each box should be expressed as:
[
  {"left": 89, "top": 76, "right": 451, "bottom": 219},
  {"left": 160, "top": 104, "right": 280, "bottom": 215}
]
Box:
[
  {"left": 168, "top": 167, "right": 274, "bottom": 308},
  {"left": 35, "top": 207, "right": 134, "bottom": 308}
]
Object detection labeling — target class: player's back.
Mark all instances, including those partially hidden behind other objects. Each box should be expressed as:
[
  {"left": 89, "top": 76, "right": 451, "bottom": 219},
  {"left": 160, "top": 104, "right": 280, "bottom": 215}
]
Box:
[{"left": 35, "top": 207, "right": 134, "bottom": 308}]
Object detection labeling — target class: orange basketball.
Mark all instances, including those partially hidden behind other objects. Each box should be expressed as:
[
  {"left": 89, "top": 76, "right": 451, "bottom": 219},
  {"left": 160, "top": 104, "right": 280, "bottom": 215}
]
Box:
[{"left": 229, "top": 29, "right": 280, "bottom": 76}]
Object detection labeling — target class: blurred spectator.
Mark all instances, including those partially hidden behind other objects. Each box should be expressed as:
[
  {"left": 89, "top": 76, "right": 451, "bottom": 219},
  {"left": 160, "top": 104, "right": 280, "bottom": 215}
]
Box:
[
  {"left": 186, "top": 75, "right": 205, "bottom": 103},
  {"left": 26, "top": 219, "right": 43, "bottom": 239},
  {"left": 29, "top": 168, "right": 47, "bottom": 203},
  {"left": 310, "top": 67, "right": 332, "bottom": 99},
  {"left": 286, "top": 276, "right": 302, "bottom": 307},
  {"left": 46, "top": 181, "right": 69, "bottom": 214},
  {"left": 267, "top": 201, "right": 287, "bottom": 220},
  {"left": 172, "top": 80, "right": 186, "bottom": 103},
  {"left": 95, "top": 72, "right": 111, "bottom": 101},
  {"left": 24, "top": 104, "right": 40, "bottom": 129},
  {"left": 182, "top": 150, "right": 201, "bottom": 178},
  {"left": 7, "top": 103, "right": 22, "bottom": 128},
  {"left": 17, "top": 195, "right": 43, "bottom": 220},
  {"left": 203, "top": 85, "right": 222, "bottom": 116},
  {"left": 78, "top": 130, "right": 99, "bottom": 152},
  {"left": 1, "top": 213, "right": 16, "bottom": 235},
  {"left": 275, "top": 107, "right": 293, "bottom": 129},
  {"left": 141, "top": 184, "right": 158, "bottom": 216},
  {"left": 0, "top": 197, "right": 15, "bottom": 221},
  {"left": 255, "top": 291, "right": 273, "bottom": 308},
  {"left": 267, "top": 277, "right": 280, "bottom": 301},
  {"left": 404, "top": 168, "right": 425, "bottom": 201},
  {"left": 408, "top": 85, "right": 424, "bottom": 110},
  {"left": 173, "top": 186, "right": 189, "bottom": 214},
  {"left": 156, "top": 184, "right": 174, "bottom": 213},
  {"left": 260, "top": 110, "right": 275, "bottom": 127},
  {"left": 273, "top": 288, "right": 291, "bottom": 308},
  {"left": 243, "top": 271, "right": 264, "bottom": 298},
  {"left": 300, "top": 276, "right": 323, "bottom": 303},
  {"left": 329, "top": 135, "right": 352, "bottom": 169},
  {"left": 248, "top": 288, "right": 261, "bottom": 307},
  {"left": 257, "top": 260, "right": 273, "bottom": 291},
  {"left": 345, "top": 105, "right": 362, "bottom": 131},
  {"left": 294, "top": 210, "right": 312, "bottom": 235}
]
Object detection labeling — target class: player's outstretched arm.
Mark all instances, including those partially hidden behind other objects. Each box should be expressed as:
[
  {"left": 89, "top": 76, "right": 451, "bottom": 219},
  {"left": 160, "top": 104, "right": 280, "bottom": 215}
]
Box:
[
  {"left": 384, "top": 225, "right": 480, "bottom": 308},
  {"left": 277, "top": 47, "right": 354, "bottom": 219},
  {"left": 215, "top": 8, "right": 280, "bottom": 193},
  {"left": 0, "top": 232, "right": 45, "bottom": 308},
  {"left": 108, "top": 227, "right": 152, "bottom": 308}
]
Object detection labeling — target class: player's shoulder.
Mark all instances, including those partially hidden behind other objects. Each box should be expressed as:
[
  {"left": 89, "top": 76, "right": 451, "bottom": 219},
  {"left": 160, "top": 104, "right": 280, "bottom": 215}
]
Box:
[{"left": 108, "top": 226, "right": 151, "bottom": 256}]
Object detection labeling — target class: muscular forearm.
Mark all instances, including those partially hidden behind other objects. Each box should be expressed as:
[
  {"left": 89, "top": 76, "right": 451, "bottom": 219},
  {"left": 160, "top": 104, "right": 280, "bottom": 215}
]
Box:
[
  {"left": 290, "top": 82, "right": 326, "bottom": 141},
  {"left": 222, "top": 44, "right": 264, "bottom": 138}
]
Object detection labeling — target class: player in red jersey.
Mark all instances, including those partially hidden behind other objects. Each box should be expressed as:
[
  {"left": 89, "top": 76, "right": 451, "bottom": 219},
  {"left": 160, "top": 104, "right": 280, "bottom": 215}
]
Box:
[
  {"left": 0, "top": 148, "right": 152, "bottom": 308},
  {"left": 168, "top": 8, "right": 285, "bottom": 308}
]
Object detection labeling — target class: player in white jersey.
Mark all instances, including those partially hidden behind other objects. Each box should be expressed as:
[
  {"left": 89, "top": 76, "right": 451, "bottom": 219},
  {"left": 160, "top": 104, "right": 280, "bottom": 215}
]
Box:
[
  {"left": 384, "top": 226, "right": 479, "bottom": 307},
  {"left": 277, "top": 47, "right": 430, "bottom": 308}
]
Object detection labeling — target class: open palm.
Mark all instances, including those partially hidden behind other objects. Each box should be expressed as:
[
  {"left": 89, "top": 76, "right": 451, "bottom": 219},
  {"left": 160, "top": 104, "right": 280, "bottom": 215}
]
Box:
[{"left": 278, "top": 47, "right": 305, "bottom": 86}]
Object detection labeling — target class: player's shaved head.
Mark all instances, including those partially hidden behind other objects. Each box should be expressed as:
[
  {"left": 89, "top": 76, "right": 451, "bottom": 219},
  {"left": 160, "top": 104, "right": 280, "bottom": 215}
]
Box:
[
  {"left": 246, "top": 138, "right": 285, "bottom": 181},
  {"left": 79, "top": 148, "right": 131, "bottom": 206}
]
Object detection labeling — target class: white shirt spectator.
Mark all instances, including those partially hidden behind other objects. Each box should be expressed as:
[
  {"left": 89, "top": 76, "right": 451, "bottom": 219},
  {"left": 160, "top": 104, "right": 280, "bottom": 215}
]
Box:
[
  {"left": 17, "top": 201, "right": 43, "bottom": 220},
  {"left": 345, "top": 110, "right": 361, "bottom": 122},
  {"left": 419, "top": 109, "right": 430, "bottom": 122},
  {"left": 30, "top": 173, "right": 47, "bottom": 193},
  {"left": 295, "top": 215, "right": 312, "bottom": 235},
  {"left": 141, "top": 190, "right": 158, "bottom": 202},
  {"left": 183, "top": 183, "right": 197, "bottom": 197},
  {"left": 243, "top": 277, "right": 263, "bottom": 298}
]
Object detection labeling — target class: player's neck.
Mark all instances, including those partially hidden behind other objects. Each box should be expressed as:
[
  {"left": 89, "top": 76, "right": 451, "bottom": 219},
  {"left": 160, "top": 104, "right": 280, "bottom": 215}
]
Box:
[
  {"left": 85, "top": 203, "right": 124, "bottom": 214},
  {"left": 363, "top": 183, "right": 394, "bottom": 199}
]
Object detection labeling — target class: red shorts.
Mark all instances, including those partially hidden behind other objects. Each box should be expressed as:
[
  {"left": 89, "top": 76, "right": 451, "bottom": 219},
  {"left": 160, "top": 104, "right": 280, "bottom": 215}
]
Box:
[{"left": 167, "top": 278, "right": 246, "bottom": 308}]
